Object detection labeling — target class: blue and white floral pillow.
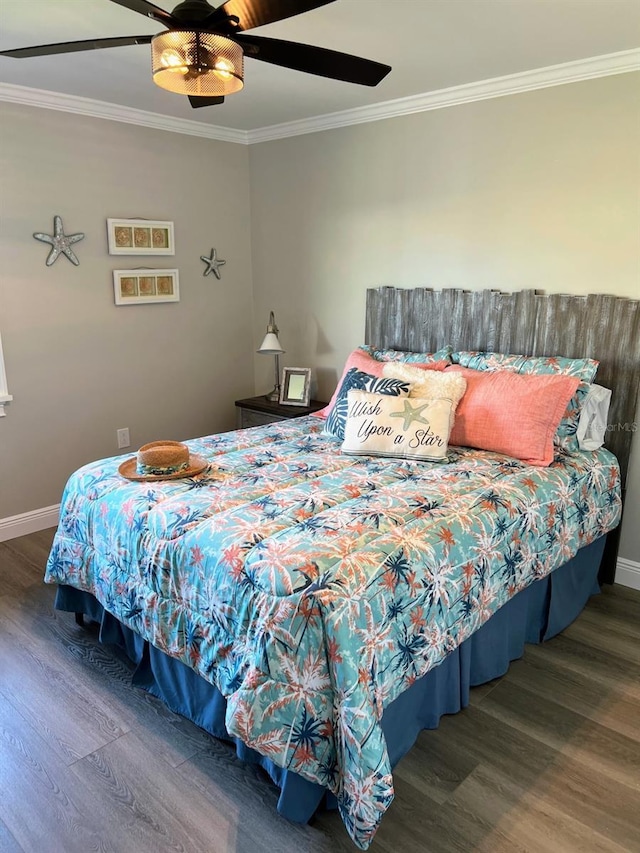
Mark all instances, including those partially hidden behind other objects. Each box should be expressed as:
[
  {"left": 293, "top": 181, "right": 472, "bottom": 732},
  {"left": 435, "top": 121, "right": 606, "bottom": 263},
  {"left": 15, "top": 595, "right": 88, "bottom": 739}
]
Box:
[{"left": 324, "top": 368, "right": 410, "bottom": 440}]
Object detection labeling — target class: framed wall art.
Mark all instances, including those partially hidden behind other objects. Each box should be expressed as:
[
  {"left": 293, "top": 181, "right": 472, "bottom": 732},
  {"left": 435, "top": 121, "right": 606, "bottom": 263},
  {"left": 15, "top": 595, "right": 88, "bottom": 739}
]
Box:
[
  {"left": 113, "top": 269, "right": 179, "bottom": 306},
  {"left": 107, "top": 218, "right": 175, "bottom": 255},
  {"left": 279, "top": 367, "right": 311, "bottom": 407}
]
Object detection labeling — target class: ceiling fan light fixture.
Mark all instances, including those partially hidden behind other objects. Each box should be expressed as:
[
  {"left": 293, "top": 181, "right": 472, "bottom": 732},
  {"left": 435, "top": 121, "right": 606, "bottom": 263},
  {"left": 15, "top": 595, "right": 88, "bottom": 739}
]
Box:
[{"left": 151, "top": 30, "right": 243, "bottom": 96}]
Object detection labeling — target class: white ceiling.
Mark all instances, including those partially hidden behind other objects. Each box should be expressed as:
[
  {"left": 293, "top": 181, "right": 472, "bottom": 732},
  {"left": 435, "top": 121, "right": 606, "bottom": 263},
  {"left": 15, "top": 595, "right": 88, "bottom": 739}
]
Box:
[{"left": 0, "top": 0, "right": 639, "bottom": 132}]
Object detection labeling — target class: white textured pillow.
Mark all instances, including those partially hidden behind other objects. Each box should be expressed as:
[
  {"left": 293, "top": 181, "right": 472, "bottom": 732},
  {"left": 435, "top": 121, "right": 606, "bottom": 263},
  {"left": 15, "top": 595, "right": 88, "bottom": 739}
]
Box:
[
  {"left": 577, "top": 384, "right": 611, "bottom": 450},
  {"left": 342, "top": 390, "right": 453, "bottom": 462},
  {"left": 382, "top": 362, "right": 467, "bottom": 428}
]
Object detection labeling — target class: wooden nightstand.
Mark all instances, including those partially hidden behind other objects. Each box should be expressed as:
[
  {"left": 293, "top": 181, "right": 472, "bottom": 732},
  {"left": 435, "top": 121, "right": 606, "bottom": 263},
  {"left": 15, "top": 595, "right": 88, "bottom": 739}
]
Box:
[{"left": 235, "top": 395, "right": 326, "bottom": 429}]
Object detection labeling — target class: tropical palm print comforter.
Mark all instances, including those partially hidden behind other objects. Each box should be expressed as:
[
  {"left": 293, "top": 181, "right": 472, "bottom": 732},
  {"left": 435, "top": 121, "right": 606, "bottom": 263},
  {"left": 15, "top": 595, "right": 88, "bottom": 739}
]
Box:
[{"left": 45, "top": 417, "right": 621, "bottom": 848}]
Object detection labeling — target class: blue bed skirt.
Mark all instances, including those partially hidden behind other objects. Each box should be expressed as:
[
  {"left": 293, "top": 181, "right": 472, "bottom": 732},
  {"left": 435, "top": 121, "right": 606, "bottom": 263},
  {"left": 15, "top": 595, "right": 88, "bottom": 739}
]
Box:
[{"left": 54, "top": 536, "right": 604, "bottom": 823}]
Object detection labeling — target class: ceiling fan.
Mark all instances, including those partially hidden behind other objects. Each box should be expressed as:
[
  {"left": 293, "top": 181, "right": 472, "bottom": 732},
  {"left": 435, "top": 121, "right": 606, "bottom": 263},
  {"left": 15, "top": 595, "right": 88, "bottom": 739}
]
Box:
[{"left": 0, "top": 0, "right": 392, "bottom": 109}]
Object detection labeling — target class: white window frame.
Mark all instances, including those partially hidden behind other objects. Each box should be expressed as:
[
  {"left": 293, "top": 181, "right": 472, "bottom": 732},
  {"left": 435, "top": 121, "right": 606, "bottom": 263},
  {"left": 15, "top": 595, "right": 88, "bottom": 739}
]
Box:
[{"left": 0, "top": 334, "right": 13, "bottom": 416}]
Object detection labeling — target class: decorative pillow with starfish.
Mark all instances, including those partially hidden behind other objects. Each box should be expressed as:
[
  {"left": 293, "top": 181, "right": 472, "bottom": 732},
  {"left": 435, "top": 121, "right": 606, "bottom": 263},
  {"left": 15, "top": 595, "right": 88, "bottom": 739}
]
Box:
[{"left": 342, "top": 390, "right": 453, "bottom": 462}]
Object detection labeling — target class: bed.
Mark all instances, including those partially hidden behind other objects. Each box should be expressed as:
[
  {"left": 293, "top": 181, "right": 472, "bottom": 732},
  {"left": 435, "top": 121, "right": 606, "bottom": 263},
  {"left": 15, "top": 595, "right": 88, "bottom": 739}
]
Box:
[{"left": 44, "top": 288, "right": 640, "bottom": 850}]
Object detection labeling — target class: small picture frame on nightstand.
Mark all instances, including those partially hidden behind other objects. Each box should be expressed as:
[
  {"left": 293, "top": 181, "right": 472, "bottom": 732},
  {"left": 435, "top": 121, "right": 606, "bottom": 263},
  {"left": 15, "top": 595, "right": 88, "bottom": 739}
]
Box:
[{"left": 280, "top": 367, "right": 311, "bottom": 407}]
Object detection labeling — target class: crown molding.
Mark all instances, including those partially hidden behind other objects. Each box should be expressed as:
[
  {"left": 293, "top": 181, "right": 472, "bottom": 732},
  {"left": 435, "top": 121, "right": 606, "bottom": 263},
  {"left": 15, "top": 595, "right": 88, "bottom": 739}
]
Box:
[
  {"left": 248, "top": 48, "right": 640, "bottom": 143},
  {"left": 0, "top": 49, "right": 638, "bottom": 145},
  {"left": 0, "top": 82, "right": 250, "bottom": 144}
]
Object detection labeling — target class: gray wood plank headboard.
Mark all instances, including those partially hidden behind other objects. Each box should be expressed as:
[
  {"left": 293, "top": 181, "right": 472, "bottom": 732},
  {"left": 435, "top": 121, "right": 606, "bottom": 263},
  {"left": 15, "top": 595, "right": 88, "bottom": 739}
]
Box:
[{"left": 365, "top": 287, "right": 640, "bottom": 581}]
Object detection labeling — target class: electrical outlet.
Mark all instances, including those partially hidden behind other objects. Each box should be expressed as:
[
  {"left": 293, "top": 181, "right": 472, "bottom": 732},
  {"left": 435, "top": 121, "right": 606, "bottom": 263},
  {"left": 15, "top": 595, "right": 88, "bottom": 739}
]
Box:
[{"left": 117, "top": 428, "right": 130, "bottom": 449}]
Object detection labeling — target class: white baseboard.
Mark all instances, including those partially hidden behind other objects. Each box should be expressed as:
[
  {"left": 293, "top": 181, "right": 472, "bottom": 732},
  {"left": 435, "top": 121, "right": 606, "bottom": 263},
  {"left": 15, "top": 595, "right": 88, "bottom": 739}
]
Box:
[
  {"left": 0, "top": 505, "right": 639, "bottom": 592},
  {"left": 615, "top": 557, "right": 640, "bottom": 591},
  {"left": 0, "top": 504, "right": 60, "bottom": 542}
]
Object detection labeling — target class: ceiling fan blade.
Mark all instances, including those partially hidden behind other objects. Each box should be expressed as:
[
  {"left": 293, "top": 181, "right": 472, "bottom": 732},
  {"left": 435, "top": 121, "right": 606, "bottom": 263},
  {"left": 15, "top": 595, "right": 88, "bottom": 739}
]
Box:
[
  {"left": 108, "top": 0, "right": 176, "bottom": 27},
  {"left": 189, "top": 95, "right": 225, "bottom": 108},
  {"left": 0, "top": 35, "right": 153, "bottom": 59},
  {"left": 236, "top": 34, "right": 391, "bottom": 86},
  {"left": 212, "top": 0, "right": 336, "bottom": 32}
]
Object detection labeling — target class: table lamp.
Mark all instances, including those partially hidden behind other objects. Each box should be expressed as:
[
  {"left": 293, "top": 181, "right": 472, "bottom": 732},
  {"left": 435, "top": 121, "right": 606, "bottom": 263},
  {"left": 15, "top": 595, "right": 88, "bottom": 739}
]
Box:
[{"left": 257, "top": 311, "right": 285, "bottom": 402}]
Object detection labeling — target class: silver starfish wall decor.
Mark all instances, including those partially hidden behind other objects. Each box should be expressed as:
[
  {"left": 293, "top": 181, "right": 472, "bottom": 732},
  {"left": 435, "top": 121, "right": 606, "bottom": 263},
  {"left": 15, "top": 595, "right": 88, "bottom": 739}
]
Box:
[
  {"left": 200, "top": 248, "right": 226, "bottom": 279},
  {"left": 33, "top": 215, "right": 85, "bottom": 266}
]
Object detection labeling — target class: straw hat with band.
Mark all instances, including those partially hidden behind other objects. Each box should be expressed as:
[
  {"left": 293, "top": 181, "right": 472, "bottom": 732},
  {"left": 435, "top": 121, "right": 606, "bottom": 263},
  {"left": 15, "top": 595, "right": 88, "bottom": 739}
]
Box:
[{"left": 119, "top": 440, "right": 208, "bottom": 481}]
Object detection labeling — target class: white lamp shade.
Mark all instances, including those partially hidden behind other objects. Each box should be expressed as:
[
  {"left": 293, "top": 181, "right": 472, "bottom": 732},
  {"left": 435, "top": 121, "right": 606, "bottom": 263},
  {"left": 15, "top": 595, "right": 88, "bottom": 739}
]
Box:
[{"left": 257, "top": 332, "right": 285, "bottom": 354}]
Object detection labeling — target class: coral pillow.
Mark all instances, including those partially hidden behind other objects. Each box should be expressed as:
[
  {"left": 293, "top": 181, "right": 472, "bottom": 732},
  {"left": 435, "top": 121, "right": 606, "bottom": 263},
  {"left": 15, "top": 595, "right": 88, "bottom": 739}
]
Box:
[
  {"left": 446, "top": 366, "right": 580, "bottom": 467},
  {"left": 451, "top": 350, "right": 599, "bottom": 453},
  {"left": 314, "top": 348, "right": 448, "bottom": 420}
]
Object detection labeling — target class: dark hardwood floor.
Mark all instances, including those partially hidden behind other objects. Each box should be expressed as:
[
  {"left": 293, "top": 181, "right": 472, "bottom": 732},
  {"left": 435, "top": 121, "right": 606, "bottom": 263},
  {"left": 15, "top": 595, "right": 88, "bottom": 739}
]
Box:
[{"left": 1, "top": 528, "right": 638, "bottom": 853}]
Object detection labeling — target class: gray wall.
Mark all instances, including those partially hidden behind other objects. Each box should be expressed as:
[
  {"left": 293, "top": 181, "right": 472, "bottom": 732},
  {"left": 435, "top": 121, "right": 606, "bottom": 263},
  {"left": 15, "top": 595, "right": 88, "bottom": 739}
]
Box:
[
  {"left": 0, "top": 103, "right": 254, "bottom": 518},
  {"left": 1, "top": 74, "right": 638, "bottom": 563},
  {"left": 248, "top": 73, "right": 640, "bottom": 561}
]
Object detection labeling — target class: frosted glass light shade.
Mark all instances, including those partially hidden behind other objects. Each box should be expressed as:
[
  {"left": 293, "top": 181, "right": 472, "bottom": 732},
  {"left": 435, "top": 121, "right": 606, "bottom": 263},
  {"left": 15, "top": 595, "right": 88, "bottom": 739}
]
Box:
[{"left": 152, "top": 31, "right": 244, "bottom": 96}]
